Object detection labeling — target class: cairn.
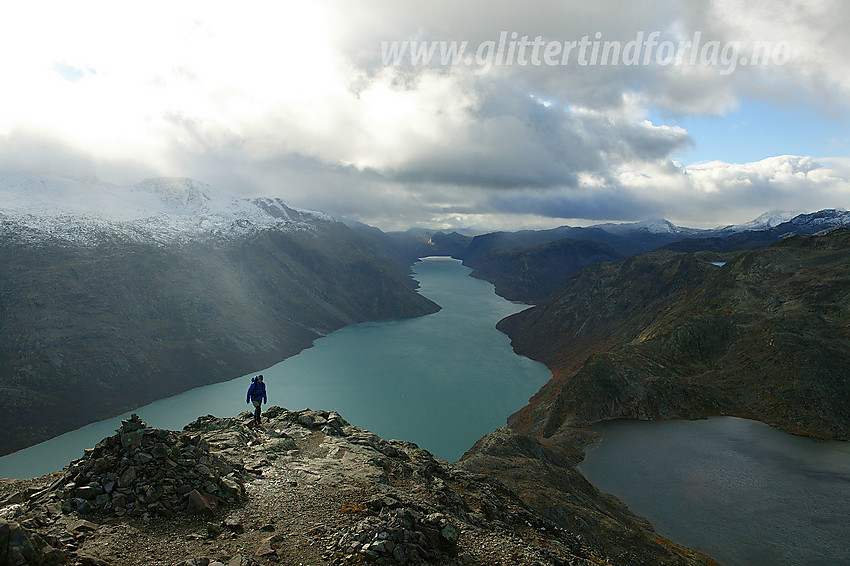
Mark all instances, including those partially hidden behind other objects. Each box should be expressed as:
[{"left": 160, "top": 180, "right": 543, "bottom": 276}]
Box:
[{"left": 56, "top": 414, "right": 244, "bottom": 518}]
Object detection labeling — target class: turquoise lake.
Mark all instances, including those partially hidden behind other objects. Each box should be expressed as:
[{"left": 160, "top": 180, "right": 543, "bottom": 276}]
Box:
[{"left": 0, "top": 256, "right": 552, "bottom": 479}]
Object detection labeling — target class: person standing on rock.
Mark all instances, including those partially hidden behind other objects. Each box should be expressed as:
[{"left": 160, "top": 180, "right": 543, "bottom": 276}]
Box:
[{"left": 246, "top": 374, "right": 267, "bottom": 424}]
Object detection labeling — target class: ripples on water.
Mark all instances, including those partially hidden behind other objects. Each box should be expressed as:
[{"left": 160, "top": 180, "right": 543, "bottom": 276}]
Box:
[{"left": 579, "top": 417, "right": 850, "bottom": 566}]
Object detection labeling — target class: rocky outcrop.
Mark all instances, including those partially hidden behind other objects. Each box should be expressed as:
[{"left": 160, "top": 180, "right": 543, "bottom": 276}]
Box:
[
  {"left": 0, "top": 407, "right": 717, "bottom": 565},
  {"left": 458, "top": 427, "right": 718, "bottom": 566}
]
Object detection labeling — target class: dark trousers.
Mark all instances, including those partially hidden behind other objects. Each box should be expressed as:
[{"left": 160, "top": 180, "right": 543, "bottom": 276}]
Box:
[{"left": 252, "top": 400, "right": 262, "bottom": 423}]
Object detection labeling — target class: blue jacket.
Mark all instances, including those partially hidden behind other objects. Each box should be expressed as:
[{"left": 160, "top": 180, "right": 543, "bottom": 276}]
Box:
[{"left": 247, "top": 379, "right": 267, "bottom": 404}]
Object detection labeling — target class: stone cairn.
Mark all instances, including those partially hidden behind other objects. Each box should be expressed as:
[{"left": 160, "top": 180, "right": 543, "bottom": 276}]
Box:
[{"left": 57, "top": 414, "right": 244, "bottom": 518}]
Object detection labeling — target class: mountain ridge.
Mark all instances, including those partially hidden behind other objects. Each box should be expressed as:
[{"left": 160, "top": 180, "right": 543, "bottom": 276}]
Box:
[
  {"left": 497, "top": 229, "right": 850, "bottom": 441},
  {"left": 352, "top": 208, "right": 850, "bottom": 305}
]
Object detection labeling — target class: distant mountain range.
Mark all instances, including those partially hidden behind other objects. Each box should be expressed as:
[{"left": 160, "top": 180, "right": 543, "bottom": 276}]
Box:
[
  {"left": 0, "top": 173, "right": 438, "bottom": 456},
  {"left": 666, "top": 209, "right": 850, "bottom": 252},
  {"left": 352, "top": 208, "right": 850, "bottom": 303}
]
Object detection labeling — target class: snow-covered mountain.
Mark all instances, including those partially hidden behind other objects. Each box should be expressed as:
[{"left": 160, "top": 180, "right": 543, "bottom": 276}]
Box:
[
  {"left": 783, "top": 208, "right": 850, "bottom": 231},
  {"left": 0, "top": 171, "right": 332, "bottom": 245},
  {"left": 592, "top": 217, "right": 704, "bottom": 236},
  {"left": 719, "top": 210, "right": 806, "bottom": 233},
  {"left": 593, "top": 209, "right": 849, "bottom": 240}
]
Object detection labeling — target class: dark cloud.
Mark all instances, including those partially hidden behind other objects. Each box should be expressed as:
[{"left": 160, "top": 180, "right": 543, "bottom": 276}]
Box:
[
  {"left": 374, "top": 87, "right": 691, "bottom": 191},
  {"left": 486, "top": 187, "right": 659, "bottom": 222}
]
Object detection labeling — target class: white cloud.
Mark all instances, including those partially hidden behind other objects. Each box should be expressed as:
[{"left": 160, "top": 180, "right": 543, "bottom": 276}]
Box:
[{"left": 0, "top": 0, "right": 847, "bottom": 230}]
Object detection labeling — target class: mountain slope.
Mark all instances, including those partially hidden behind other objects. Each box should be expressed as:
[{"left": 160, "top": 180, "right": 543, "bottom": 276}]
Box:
[
  {"left": 0, "top": 173, "right": 336, "bottom": 246},
  {"left": 498, "top": 229, "right": 850, "bottom": 441},
  {"left": 0, "top": 174, "right": 438, "bottom": 456},
  {"left": 465, "top": 238, "right": 624, "bottom": 303}
]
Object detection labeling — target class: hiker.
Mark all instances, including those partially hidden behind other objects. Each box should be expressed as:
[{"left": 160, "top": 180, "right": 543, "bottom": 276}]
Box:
[{"left": 246, "top": 374, "right": 267, "bottom": 424}]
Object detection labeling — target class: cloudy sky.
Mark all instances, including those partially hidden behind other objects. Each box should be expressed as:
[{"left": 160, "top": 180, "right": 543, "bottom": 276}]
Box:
[{"left": 0, "top": 0, "right": 848, "bottom": 231}]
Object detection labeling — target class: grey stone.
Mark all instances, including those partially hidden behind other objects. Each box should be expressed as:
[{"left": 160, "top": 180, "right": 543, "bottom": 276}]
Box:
[
  {"left": 120, "top": 430, "right": 144, "bottom": 452},
  {"left": 135, "top": 452, "right": 153, "bottom": 464},
  {"left": 223, "top": 517, "right": 244, "bottom": 533},
  {"left": 111, "top": 493, "right": 127, "bottom": 510},
  {"left": 67, "top": 519, "right": 99, "bottom": 533},
  {"left": 150, "top": 443, "right": 169, "bottom": 459},
  {"left": 0, "top": 519, "right": 59, "bottom": 566},
  {"left": 440, "top": 522, "right": 460, "bottom": 543},
  {"left": 76, "top": 499, "right": 97, "bottom": 514},
  {"left": 219, "top": 478, "right": 242, "bottom": 500}
]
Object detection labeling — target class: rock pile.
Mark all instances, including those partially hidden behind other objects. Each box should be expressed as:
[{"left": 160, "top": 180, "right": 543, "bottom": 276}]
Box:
[
  {"left": 56, "top": 414, "right": 245, "bottom": 518},
  {"left": 326, "top": 494, "right": 461, "bottom": 565}
]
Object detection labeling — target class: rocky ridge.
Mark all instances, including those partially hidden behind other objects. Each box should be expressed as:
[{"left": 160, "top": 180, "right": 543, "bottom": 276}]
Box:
[
  {"left": 463, "top": 238, "right": 624, "bottom": 303},
  {"left": 0, "top": 407, "right": 717, "bottom": 566}
]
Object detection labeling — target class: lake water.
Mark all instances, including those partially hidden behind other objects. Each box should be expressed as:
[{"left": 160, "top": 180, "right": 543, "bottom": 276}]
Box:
[
  {"left": 0, "top": 256, "right": 551, "bottom": 479},
  {"left": 579, "top": 417, "right": 850, "bottom": 566},
  {"left": 7, "top": 258, "right": 849, "bottom": 566}
]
